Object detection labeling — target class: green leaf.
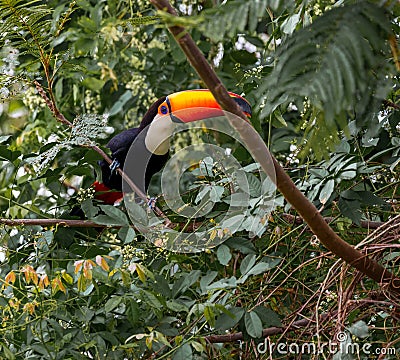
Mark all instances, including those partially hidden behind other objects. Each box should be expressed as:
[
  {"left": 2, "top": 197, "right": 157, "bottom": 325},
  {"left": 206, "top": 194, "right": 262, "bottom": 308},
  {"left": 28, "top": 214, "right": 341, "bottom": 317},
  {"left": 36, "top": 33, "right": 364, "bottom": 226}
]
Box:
[
  {"left": 0, "top": 342, "right": 15, "bottom": 360},
  {"left": 105, "top": 296, "right": 122, "bottom": 313},
  {"left": 118, "top": 226, "right": 136, "bottom": 244},
  {"left": 92, "top": 205, "right": 129, "bottom": 226},
  {"left": 225, "top": 237, "right": 256, "bottom": 254},
  {"left": 281, "top": 12, "right": 300, "bottom": 35},
  {"left": 240, "top": 254, "right": 256, "bottom": 275},
  {"left": 172, "top": 270, "right": 201, "bottom": 296},
  {"left": 221, "top": 214, "right": 246, "bottom": 231},
  {"left": 141, "top": 290, "right": 163, "bottom": 310},
  {"left": 0, "top": 135, "right": 11, "bottom": 144},
  {"left": 338, "top": 198, "right": 361, "bottom": 225},
  {"left": 81, "top": 77, "right": 105, "bottom": 91},
  {"left": 339, "top": 163, "right": 357, "bottom": 180},
  {"left": 215, "top": 307, "right": 245, "bottom": 331},
  {"left": 126, "top": 299, "right": 140, "bottom": 325},
  {"left": 210, "top": 186, "right": 225, "bottom": 202},
  {"left": 340, "top": 190, "right": 362, "bottom": 201},
  {"left": 200, "top": 271, "right": 218, "bottom": 292},
  {"left": 347, "top": 320, "right": 369, "bottom": 339},
  {"left": 173, "top": 343, "right": 193, "bottom": 360},
  {"left": 109, "top": 91, "right": 133, "bottom": 116},
  {"left": 319, "top": 179, "right": 335, "bottom": 205},
  {"left": 81, "top": 199, "right": 99, "bottom": 218},
  {"left": 253, "top": 307, "right": 282, "bottom": 327},
  {"left": 222, "top": 192, "right": 249, "bottom": 207},
  {"left": 91, "top": 215, "right": 119, "bottom": 226},
  {"left": 244, "top": 311, "right": 263, "bottom": 338},
  {"left": 356, "top": 191, "right": 387, "bottom": 207},
  {"left": 126, "top": 202, "right": 148, "bottom": 226},
  {"left": 236, "top": 171, "right": 261, "bottom": 197},
  {"left": 239, "top": 258, "right": 281, "bottom": 284},
  {"left": 0, "top": 146, "right": 21, "bottom": 162},
  {"left": 205, "top": 276, "right": 237, "bottom": 292},
  {"left": 246, "top": 260, "right": 280, "bottom": 277},
  {"left": 216, "top": 244, "right": 232, "bottom": 266},
  {"left": 204, "top": 305, "right": 215, "bottom": 327},
  {"left": 166, "top": 300, "right": 189, "bottom": 313}
]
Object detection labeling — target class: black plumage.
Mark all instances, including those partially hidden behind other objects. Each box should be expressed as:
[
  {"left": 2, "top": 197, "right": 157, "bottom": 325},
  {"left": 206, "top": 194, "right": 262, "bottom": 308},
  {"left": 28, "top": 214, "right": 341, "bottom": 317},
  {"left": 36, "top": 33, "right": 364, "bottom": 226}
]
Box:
[{"left": 100, "top": 96, "right": 168, "bottom": 193}]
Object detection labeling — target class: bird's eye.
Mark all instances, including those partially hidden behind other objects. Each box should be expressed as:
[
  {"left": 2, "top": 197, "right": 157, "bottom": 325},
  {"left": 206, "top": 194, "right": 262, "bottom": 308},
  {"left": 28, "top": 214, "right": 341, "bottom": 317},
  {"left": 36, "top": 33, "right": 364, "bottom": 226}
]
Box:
[{"left": 159, "top": 104, "right": 169, "bottom": 115}]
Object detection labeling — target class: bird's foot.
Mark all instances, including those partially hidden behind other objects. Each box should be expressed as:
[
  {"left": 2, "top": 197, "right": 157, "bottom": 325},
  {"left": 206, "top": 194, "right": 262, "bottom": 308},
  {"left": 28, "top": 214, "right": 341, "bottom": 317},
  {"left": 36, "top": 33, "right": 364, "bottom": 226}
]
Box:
[
  {"left": 109, "top": 159, "right": 120, "bottom": 174},
  {"left": 147, "top": 197, "right": 157, "bottom": 210}
]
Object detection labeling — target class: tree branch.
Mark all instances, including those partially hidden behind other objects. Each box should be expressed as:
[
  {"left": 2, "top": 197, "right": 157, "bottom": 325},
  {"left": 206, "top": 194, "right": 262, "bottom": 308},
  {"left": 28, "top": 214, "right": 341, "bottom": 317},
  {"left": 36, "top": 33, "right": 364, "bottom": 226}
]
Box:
[
  {"left": 281, "top": 213, "right": 387, "bottom": 230},
  {"left": 0, "top": 214, "right": 387, "bottom": 231},
  {"left": 150, "top": 0, "right": 400, "bottom": 295},
  {"left": 204, "top": 313, "right": 329, "bottom": 343},
  {"left": 0, "top": 218, "right": 105, "bottom": 228}
]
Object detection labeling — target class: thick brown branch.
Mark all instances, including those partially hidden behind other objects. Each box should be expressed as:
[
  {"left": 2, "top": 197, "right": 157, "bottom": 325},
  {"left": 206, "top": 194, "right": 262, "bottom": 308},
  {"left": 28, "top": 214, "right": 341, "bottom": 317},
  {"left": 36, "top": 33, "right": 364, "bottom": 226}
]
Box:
[{"left": 150, "top": 0, "right": 400, "bottom": 294}]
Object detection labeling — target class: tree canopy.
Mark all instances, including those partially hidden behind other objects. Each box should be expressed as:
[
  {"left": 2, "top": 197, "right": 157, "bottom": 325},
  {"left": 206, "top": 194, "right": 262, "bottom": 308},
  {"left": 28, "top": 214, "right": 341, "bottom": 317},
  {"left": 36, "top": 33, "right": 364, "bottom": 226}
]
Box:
[{"left": 0, "top": 0, "right": 399, "bottom": 359}]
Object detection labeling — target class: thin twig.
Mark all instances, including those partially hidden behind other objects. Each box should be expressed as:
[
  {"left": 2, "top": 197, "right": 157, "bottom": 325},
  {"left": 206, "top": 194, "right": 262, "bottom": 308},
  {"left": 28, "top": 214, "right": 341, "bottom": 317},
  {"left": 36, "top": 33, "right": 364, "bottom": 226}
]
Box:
[
  {"left": 281, "top": 213, "right": 387, "bottom": 230},
  {"left": 0, "top": 218, "right": 104, "bottom": 228}
]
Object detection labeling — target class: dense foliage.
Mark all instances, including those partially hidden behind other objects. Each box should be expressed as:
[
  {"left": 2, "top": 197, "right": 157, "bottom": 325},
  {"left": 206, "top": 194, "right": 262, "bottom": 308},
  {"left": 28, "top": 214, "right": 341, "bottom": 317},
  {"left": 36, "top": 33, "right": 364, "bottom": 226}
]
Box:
[{"left": 0, "top": 0, "right": 399, "bottom": 359}]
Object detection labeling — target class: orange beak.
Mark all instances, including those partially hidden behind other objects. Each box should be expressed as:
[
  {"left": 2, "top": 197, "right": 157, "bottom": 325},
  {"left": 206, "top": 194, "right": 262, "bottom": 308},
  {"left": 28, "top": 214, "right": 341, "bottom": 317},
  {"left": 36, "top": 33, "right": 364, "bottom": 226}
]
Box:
[{"left": 156, "top": 89, "right": 252, "bottom": 123}]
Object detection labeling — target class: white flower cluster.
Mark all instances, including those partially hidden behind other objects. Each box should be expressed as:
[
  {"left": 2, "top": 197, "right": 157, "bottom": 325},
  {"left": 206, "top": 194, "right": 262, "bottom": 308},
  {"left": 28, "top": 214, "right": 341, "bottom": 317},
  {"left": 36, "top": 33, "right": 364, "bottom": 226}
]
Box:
[
  {"left": 22, "top": 86, "right": 46, "bottom": 113},
  {"left": 243, "top": 65, "right": 266, "bottom": 80},
  {"left": 76, "top": 186, "right": 95, "bottom": 203},
  {"left": 84, "top": 90, "right": 101, "bottom": 113}
]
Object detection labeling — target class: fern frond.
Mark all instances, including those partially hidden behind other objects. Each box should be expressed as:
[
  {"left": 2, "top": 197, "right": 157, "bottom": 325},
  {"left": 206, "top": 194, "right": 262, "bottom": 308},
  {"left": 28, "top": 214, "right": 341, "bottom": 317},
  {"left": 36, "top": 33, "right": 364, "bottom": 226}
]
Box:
[
  {"left": 256, "top": 3, "right": 394, "bottom": 156},
  {"left": 125, "top": 15, "right": 160, "bottom": 27},
  {"left": 0, "top": 0, "right": 52, "bottom": 59},
  {"left": 199, "top": 0, "right": 278, "bottom": 42},
  {"left": 28, "top": 113, "right": 110, "bottom": 175}
]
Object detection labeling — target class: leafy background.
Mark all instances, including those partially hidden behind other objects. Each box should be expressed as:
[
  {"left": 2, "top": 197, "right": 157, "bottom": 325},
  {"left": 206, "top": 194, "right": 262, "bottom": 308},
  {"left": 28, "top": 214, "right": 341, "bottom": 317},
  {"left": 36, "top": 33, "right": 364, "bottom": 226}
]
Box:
[{"left": 0, "top": 0, "right": 399, "bottom": 359}]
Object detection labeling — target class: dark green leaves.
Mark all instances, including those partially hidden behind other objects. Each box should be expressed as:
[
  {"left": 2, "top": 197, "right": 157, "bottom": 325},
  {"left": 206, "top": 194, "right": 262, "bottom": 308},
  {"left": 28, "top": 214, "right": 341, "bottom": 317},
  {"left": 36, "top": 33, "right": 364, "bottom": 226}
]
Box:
[
  {"left": 198, "top": 0, "right": 283, "bottom": 42},
  {"left": 92, "top": 205, "right": 129, "bottom": 226},
  {"left": 244, "top": 311, "right": 263, "bottom": 338},
  {"left": 257, "top": 3, "right": 394, "bottom": 157},
  {"left": 27, "top": 114, "right": 110, "bottom": 174},
  {"left": 0, "top": 0, "right": 52, "bottom": 56}
]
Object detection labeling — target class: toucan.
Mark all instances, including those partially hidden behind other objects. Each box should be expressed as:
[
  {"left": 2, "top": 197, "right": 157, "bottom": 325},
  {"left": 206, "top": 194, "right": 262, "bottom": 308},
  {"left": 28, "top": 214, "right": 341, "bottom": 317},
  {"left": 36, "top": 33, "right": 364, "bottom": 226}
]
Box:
[{"left": 95, "top": 89, "right": 252, "bottom": 204}]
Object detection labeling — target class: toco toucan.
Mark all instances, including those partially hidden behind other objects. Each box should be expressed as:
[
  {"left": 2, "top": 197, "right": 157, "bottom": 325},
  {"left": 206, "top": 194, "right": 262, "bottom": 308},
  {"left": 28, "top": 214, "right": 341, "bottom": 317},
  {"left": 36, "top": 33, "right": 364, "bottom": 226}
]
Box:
[{"left": 95, "top": 89, "right": 252, "bottom": 204}]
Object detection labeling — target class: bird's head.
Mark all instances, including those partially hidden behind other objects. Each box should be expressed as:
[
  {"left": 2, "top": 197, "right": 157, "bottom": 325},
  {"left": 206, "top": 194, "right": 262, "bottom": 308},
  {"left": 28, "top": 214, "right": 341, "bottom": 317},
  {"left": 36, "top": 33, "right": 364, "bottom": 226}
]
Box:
[{"left": 145, "top": 89, "right": 251, "bottom": 155}]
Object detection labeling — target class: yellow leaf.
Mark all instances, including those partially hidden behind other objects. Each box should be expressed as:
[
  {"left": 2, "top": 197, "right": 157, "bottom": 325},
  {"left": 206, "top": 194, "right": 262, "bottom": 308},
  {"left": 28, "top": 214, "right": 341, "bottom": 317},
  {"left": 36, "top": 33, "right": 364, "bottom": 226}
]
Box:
[
  {"left": 38, "top": 274, "right": 50, "bottom": 290},
  {"left": 5, "top": 271, "right": 16, "bottom": 285},
  {"left": 109, "top": 269, "right": 118, "bottom": 277},
  {"left": 77, "top": 273, "right": 86, "bottom": 292},
  {"left": 145, "top": 335, "right": 153, "bottom": 350},
  {"left": 61, "top": 272, "right": 73, "bottom": 285},
  {"left": 209, "top": 229, "right": 217, "bottom": 241},
  {"left": 74, "top": 260, "right": 84, "bottom": 274},
  {"left": 135, "top": 264, "right": 146, "bottom": 283},
  {"left": 83, "top": 268, "right": 92, "bottom": 280},
  {"left": 23, "top": 302, "right": 36, "bottom": 315},
  {"left": 96, "top": 256, "right": 110, "bottom": 272}
]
